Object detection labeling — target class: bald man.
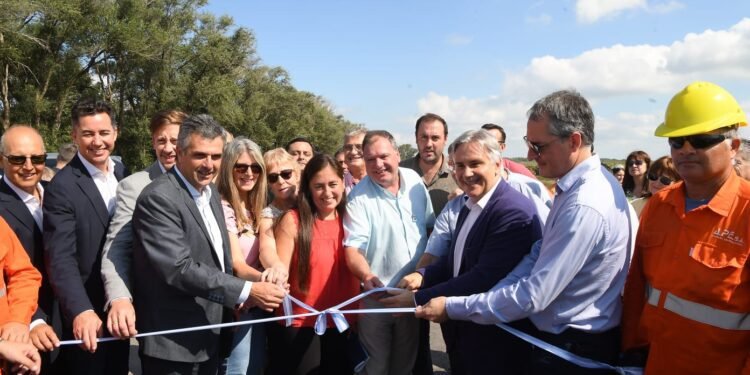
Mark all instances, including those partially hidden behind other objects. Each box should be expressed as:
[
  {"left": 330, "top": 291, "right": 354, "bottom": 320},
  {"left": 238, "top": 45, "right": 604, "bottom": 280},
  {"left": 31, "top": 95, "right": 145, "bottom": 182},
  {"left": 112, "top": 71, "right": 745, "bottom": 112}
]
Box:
[{"left": 0, "top": 126, "right": 57, "bottom": 370}]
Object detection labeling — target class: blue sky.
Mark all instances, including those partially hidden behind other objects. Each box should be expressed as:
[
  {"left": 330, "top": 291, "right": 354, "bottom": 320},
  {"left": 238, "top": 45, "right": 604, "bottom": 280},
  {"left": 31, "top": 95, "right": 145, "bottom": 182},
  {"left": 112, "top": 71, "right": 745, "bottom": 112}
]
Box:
[{"left": 206, "top": 0, "right": 750, "bottom": 159}]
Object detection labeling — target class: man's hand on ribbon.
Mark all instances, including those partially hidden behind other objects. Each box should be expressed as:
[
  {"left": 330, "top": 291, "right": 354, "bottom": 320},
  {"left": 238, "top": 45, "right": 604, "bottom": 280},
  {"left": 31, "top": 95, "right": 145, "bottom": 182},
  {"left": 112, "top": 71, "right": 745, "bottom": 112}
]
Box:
[
  {"left": 396, "top": 272, "right": 423, "bottom": 291},
  {"left": 362, "top": 274, "right": 384, "bottom": 291},
  {"left": 379, "top": 288, "right": 416, "bottom": 308},
  {"left": 415, "top": 296, "right": 448, "bottom": 323},
  {"left": 72, "top": 310, "right": 103, "bottom": 353},
  {"left": 246, "top": 282, "right": 285, "bottom": 312},
  {"left": 107, "top": 298, "right": 138, "bottom": 339}
]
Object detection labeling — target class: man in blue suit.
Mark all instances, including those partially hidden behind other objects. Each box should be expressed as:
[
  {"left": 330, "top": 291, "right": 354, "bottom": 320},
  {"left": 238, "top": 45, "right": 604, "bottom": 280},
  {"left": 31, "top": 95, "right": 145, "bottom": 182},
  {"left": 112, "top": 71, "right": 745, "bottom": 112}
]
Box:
[
  {"left": 43, "top": 98, "right": 129, "bottom": 374},
  {"left": 383, "top": 129, "right": 543, "bottom": 374}
]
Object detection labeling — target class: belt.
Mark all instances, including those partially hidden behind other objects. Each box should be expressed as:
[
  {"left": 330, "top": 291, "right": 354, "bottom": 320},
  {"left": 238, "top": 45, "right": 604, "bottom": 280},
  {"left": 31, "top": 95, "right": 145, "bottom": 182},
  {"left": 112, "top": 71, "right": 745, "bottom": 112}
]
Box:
[{"left": 647, "top": 284, "right": 750, "bottom": 331}]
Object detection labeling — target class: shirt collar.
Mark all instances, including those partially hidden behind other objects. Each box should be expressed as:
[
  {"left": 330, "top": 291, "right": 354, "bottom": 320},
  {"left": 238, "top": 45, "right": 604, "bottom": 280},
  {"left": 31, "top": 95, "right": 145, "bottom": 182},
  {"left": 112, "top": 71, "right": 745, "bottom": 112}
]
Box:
[
  {"left": 666, "top": 171, "right": 741, "bottom": 217},
  {"left": 157, "top": 161, "right": 167, "bottom": 174},
  {"left": 465, "top": 175, "right": 501, "bottom": 210},
  {"left": 174, "top": 166, "right": 210, "bottom": 201},
  {"left": 405, "top": 154, "right": 451, "bottom": 177},
  {"left": 78, "top": 151, "right": 115, "bottom": 177},
  {"left": 4, "top": 178, "right": 43, "bottom": 204},
  {"left": 555, "top": 154, "right": 601, "bottom": 194}
]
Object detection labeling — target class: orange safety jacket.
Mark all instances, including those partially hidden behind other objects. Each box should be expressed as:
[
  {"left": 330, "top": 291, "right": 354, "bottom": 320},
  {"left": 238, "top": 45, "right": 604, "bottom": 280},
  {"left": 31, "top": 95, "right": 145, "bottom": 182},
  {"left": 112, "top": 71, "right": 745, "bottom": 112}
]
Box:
[
  {"left": 0, "top": 216, "right": 41, "bottom": 326},
  {"left": 622, "top": 173, "right": 750, "bottom": 374}
]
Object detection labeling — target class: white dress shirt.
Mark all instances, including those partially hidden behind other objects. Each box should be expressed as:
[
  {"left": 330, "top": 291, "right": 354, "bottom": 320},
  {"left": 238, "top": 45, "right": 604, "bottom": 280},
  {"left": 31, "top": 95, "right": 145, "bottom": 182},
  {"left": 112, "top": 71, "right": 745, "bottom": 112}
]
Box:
[
  {"left": 4, "top": 178, "right": 44, "bottom": 230},
  {"left": 78, "top": 152, "right": 118, "bottom": 216}
]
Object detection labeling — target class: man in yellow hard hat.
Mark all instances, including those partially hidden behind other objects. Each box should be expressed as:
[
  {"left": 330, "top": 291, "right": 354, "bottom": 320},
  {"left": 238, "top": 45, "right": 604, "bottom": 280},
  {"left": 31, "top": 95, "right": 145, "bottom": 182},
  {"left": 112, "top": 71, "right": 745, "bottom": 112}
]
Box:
[{"left": 622, "top": 81, "right": 750, "bottom": 373}]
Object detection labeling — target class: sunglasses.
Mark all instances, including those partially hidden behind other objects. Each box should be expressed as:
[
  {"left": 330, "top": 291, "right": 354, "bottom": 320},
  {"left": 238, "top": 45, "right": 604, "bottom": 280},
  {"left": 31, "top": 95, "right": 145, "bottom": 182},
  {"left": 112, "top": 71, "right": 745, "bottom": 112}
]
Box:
[
  {"left": 267, "top": 169, "right": 294, "bottom": 183},
  {"left": 627, "top": 159, "right": 644, "bottom": 167},
  {"left": 648, "top": 173, "right": 674, "bottom": 185},
  {"left": 3, "top": 154, "right": 47, "bottom": 166},
  {"left": 344, "top": 144, "right": 363, "bottom": 152},
  {"left": 523, "top": 136, "right": 557, "bottom": 156},
  {"left": 234, "top": 163, "right": 262, "bottom": 174},
  {"left": 668, "top": 134, "right": 727, "bottom": 150}
]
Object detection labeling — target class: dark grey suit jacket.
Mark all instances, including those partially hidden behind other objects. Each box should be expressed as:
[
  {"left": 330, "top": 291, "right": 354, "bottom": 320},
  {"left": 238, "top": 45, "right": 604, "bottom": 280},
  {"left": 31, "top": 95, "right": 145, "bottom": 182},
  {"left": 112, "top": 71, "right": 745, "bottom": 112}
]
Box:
[{"left": 132, "top": 167, "right": 245, "bottom": 363}]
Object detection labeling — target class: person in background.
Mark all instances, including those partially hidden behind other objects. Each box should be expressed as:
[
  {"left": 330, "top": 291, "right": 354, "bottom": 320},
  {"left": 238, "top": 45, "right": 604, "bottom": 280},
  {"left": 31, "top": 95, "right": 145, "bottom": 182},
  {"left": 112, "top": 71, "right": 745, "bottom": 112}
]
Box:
[
  {"left": 286, "top": 137, "right": 315, "bottom": 170},
  {"left": 334, "top": 148, "right": 348, "bottom": 175},
  {"left": 269, "top": 154, "right": 360, "bottom": 374},
  {"left": 342, "top": 129, "right": 367, "bottom": 194},
  {"left": 53, "top": 143, "right": 77, "bottom": 172},
  {"left": 630, "top": 156, "right": 681, "bottom": 216},
  {"left": 101, "top": 109, "right": 186, "bottom": 342},
  {"left": 622, "top": 81, "right": 750, "bottom": 374},
  {"left": 733, "top": 138, "right": 750, "bottom": 179},
  {"left": 43, "top": 98, "right": 129, "bottom": 374},
  {"left": 622, "top": 150, "right": 651, "bottom": 198},
  {"left": 481, "top": 123, "right": 538, "bottom": 179},
  {"left": 611, "top": 164, "right": 625, "bottom": 185},
  {"left": 216, "top": 138, "right": 269, "bottom": 375}
]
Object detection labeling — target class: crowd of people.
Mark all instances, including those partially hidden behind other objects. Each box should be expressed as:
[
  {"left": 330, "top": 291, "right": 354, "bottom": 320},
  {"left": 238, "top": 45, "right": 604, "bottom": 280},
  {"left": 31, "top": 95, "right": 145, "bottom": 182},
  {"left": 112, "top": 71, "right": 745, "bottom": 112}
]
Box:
[{"left": 0, "top": 80, "right": 746, "bottom": 375}]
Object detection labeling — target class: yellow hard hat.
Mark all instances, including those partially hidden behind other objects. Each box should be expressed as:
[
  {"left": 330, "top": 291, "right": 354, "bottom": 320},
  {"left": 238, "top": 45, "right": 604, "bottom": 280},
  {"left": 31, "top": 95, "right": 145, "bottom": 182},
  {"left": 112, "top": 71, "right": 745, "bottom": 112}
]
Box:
[{"left": 654, "top": 81, "right": 747, "bottom": 137}]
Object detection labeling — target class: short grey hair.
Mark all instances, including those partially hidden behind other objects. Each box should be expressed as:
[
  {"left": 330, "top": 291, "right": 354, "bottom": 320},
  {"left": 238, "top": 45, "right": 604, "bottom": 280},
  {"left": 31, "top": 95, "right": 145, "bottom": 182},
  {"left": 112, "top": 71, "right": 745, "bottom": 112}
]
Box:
[
  {"left": 177, "top": 114, "right": 227, "bottom": 152},
  {"left": 448, "top": 129, "right": 502, "bottom": 163},
  {"left": 363, "top": 130, "right": 399, "bottom": 151},
  {"left": 344, "top": 128, "right": 368, "bottom": 143},
  {"left": 527, "top": 89, "right": 595, "bottom": 146}
]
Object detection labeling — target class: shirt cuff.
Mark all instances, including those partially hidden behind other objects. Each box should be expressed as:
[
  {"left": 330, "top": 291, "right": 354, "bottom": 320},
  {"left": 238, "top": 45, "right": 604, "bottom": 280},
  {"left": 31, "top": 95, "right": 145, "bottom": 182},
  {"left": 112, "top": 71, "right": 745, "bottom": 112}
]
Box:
[
  {"left": 29, "top": 319, "right": 46, "bottom": 330},
  {"left": 445, "top": 296, "right": 468, "bottom": 320},
  {"left": 237, "top": 281, "right": 253, "bottom": 306}
]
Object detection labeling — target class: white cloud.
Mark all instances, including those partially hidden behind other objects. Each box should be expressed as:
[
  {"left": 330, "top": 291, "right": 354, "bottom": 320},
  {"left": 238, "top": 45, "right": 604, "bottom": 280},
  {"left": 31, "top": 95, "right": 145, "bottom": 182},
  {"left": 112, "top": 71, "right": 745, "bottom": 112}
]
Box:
[
  {"left": 576, "top": 0, "right": 683, "bottom": 24},
  {"left": 414, "top": 18, "right": 750, "bottom": 159},
  {"left": 525, "top": 13, "right": 552, "bottom": 26},
  {"left": 445, "top": 34, "right": 473, "bottom": 46}
]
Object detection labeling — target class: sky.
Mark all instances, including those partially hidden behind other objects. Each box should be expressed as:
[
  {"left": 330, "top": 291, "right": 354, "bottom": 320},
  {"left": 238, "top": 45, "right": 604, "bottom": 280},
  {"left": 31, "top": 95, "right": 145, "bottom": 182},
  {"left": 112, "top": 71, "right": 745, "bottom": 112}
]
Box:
[{"left": 205, "top": 0, "right": 750, "bottom": 159}]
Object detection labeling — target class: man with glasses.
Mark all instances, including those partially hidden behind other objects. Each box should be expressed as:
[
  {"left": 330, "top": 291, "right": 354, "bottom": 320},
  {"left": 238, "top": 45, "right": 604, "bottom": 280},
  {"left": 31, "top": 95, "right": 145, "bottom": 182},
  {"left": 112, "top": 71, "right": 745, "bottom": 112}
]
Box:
[
  {"left": 418, "top": 90, "right": 632, "bottom": 374},
  {"left": 342, "top": 129, "right": 367, "bottom": 194},
  {"left": 0, "top": 125, "right": 53, "bottom": 369},
  {"left": 622, "top": 81, "right": 750, "bottom": 374},
  {"left": 43, "top": 98, "right": 130, "bottom": 373}
]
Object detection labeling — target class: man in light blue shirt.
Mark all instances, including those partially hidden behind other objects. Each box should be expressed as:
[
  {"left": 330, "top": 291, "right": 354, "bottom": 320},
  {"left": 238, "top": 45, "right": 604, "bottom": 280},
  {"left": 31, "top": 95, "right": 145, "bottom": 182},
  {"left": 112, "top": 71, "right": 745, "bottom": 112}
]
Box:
[
  {"left": 417, "top": 90, "right": 632, "bottom": 375},
  {"left": 344, "top": 130, "right": 434, "bottom": 375}
]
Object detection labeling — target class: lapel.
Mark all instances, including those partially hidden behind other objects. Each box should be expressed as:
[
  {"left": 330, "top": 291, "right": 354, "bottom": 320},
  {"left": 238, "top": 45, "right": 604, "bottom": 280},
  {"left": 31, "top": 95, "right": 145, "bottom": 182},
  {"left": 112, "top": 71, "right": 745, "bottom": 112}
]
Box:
[
  {"left": 208, "top": 184, "right": 233, "bottom": 274},
  {"left": 169, "top": 168, "right": 225, "bottom": 271},
  {"left": 69, "top": 155, "right": 110, "bottom": 227},
  {"left": 0, "top": 179, "right": 36, "bottom": 231},
  {"left": 145, "top": 162, "right": 163, "bottom": 181},
  {"left": 448, "top": 202, "right": 471, "bottom": 272}
]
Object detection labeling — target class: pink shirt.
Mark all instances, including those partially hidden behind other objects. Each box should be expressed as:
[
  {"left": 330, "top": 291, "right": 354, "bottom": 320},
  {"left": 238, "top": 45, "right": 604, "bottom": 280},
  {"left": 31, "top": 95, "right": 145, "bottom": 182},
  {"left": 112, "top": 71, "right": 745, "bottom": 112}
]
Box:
[{"left": 222, "top": 200, "right": 261, "bottom": 270}]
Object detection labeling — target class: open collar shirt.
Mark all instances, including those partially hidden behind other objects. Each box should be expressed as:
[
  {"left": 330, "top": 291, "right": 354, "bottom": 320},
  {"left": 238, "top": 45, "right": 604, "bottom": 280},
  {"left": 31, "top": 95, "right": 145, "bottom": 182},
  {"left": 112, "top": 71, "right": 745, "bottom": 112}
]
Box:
[
  {"left": 78, "top": 152, "right": 118, "bottom": 216},
  {"left": 4, "top": 178, "right": 44, "bottom": 230}
]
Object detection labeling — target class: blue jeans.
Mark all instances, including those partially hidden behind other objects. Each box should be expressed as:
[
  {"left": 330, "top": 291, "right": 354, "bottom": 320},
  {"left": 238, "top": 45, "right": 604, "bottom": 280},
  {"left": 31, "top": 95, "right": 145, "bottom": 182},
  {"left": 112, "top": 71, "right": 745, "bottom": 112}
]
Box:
[{"left": 224, "top": 309, "right": 268, "bottom": 375}]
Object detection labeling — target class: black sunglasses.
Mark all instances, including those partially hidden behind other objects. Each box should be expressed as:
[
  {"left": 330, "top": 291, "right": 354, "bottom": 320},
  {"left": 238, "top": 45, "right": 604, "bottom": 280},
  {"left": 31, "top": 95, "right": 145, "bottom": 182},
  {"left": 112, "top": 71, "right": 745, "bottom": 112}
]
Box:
[
  {"left": 267, "top": 169, "right": 294, "bottom": 183},
  {"left": 3, "top": 154, "right": 47, "bottom": 166},
  {"left": 234, "top": 163, "right": 262, "bottom": 174},
  {"left": 627, "top": 159, "right": 644, "bottom": 167},
  {"left": 523, "top": 136, "right": 557, "bottom": 156},
  {"left": 668, "top": 134, "right": 727, "bottom": 150},
  {"left": 648, "top": 173, "right": 673, "bottom": 185}
]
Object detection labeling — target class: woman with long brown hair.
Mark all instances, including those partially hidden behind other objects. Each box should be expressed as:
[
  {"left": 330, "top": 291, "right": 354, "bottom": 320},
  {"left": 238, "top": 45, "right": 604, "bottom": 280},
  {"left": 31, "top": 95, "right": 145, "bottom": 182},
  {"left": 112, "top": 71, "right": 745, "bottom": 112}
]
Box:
[{"left": 622, "top": 150, "right": 651, "bottom": 198}]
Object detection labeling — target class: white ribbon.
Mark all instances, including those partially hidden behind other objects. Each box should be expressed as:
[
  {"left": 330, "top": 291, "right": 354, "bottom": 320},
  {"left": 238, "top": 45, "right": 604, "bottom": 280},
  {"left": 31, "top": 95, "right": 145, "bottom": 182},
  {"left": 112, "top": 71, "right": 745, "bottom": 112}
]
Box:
[{"left": 59, "top": 287, "right": 413, "bottom": 346}]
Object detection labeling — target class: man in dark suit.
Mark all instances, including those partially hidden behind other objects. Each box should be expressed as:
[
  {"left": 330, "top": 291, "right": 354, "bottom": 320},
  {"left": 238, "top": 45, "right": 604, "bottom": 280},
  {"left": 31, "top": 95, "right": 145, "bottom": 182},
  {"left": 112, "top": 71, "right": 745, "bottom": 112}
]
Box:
[
  {"left": 43, "top": 98, "right": 129, "bottom": 374},
  {"left": 383, "top": 129, "right": 543, "bottom": 374},
  {"left": 0, "top": 125, "right": 63, "bottom": 373},
  {"left": 100, "top": 109, "right": 187, "bottom": 339},
  {"left": 132, "top": 114, "right": 285, "bottom": 374}
]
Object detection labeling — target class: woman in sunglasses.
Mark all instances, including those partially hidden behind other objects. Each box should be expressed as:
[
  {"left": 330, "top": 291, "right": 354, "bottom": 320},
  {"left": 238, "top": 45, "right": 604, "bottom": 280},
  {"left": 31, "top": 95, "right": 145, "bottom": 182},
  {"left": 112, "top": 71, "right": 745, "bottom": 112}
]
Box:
[
  {"left": 268, "top": 154, "right": 359, "bottom": 375},
  {"left": 216, "top": 137, "right": 269, "bottom": 375},
  {"left": 630, "top": 156, "right": 681, "bottom": 217},
  {"left": 622, "top": 150, "right": 651, "bottom": 198}
]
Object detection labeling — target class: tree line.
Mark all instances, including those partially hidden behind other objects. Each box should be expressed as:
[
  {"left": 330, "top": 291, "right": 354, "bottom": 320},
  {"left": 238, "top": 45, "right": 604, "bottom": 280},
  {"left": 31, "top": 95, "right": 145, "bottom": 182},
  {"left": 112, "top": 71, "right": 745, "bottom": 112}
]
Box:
[{"left": 0, "top": 0, "right": 361, "bottom": 169}]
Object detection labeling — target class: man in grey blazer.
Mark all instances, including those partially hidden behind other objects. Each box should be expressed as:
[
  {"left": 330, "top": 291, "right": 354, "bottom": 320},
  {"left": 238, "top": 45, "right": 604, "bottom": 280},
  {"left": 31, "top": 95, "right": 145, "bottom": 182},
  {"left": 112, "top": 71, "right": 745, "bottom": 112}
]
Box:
[
  {"left": 132, "top": 114, "right": 285, "bottom": 374},
  {"left": 100, "top": 109, "right": 187, "bottom": 338}
]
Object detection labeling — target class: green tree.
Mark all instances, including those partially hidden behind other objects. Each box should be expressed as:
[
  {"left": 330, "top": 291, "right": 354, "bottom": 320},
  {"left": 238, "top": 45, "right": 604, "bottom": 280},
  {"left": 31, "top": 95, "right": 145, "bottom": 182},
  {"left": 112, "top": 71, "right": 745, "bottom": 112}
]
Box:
[{"left": 399, "top": 143, "right": 417, "bottom": 160}]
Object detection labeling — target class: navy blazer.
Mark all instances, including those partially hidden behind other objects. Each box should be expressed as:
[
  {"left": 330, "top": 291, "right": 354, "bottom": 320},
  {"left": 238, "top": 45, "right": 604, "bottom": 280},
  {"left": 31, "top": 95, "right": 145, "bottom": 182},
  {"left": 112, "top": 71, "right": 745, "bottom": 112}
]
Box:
[
  {"left": 416, "top": 179, "right": 543, "bottom": 305},
  {"left": 43, "top": 154, "right": 127, "bottom": 326},
  {"left": 0, "top": 179, "right": 53, "bottom": 322}
]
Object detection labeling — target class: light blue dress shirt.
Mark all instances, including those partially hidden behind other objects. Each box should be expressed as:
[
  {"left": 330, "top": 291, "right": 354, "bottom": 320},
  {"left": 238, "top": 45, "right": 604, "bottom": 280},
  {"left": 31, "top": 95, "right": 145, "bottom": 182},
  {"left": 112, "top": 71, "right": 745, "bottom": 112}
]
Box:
[
  {"left": 445, "top": 155, "right": 632, "bottom": 334},
  {"left": 425, "top": 171, "right": 550, "bottom": 258},
  {"left": 344, "top": 167, "right": 435, "bottom": 286}
]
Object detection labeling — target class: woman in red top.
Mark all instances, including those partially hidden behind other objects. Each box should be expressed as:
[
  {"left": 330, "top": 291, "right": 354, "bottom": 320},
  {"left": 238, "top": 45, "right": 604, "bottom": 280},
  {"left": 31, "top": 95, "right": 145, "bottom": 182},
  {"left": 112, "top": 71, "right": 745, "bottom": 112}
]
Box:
[{"left": 269, "top": 154, "right": 360, "bottom": 375}]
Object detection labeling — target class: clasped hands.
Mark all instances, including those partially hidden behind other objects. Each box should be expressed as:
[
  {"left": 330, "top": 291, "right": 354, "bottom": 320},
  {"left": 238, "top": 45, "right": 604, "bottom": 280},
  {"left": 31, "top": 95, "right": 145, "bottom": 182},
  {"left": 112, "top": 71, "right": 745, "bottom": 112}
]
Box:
[{"left": 375, "top": 272, "right": 449, "bottom": 323}]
